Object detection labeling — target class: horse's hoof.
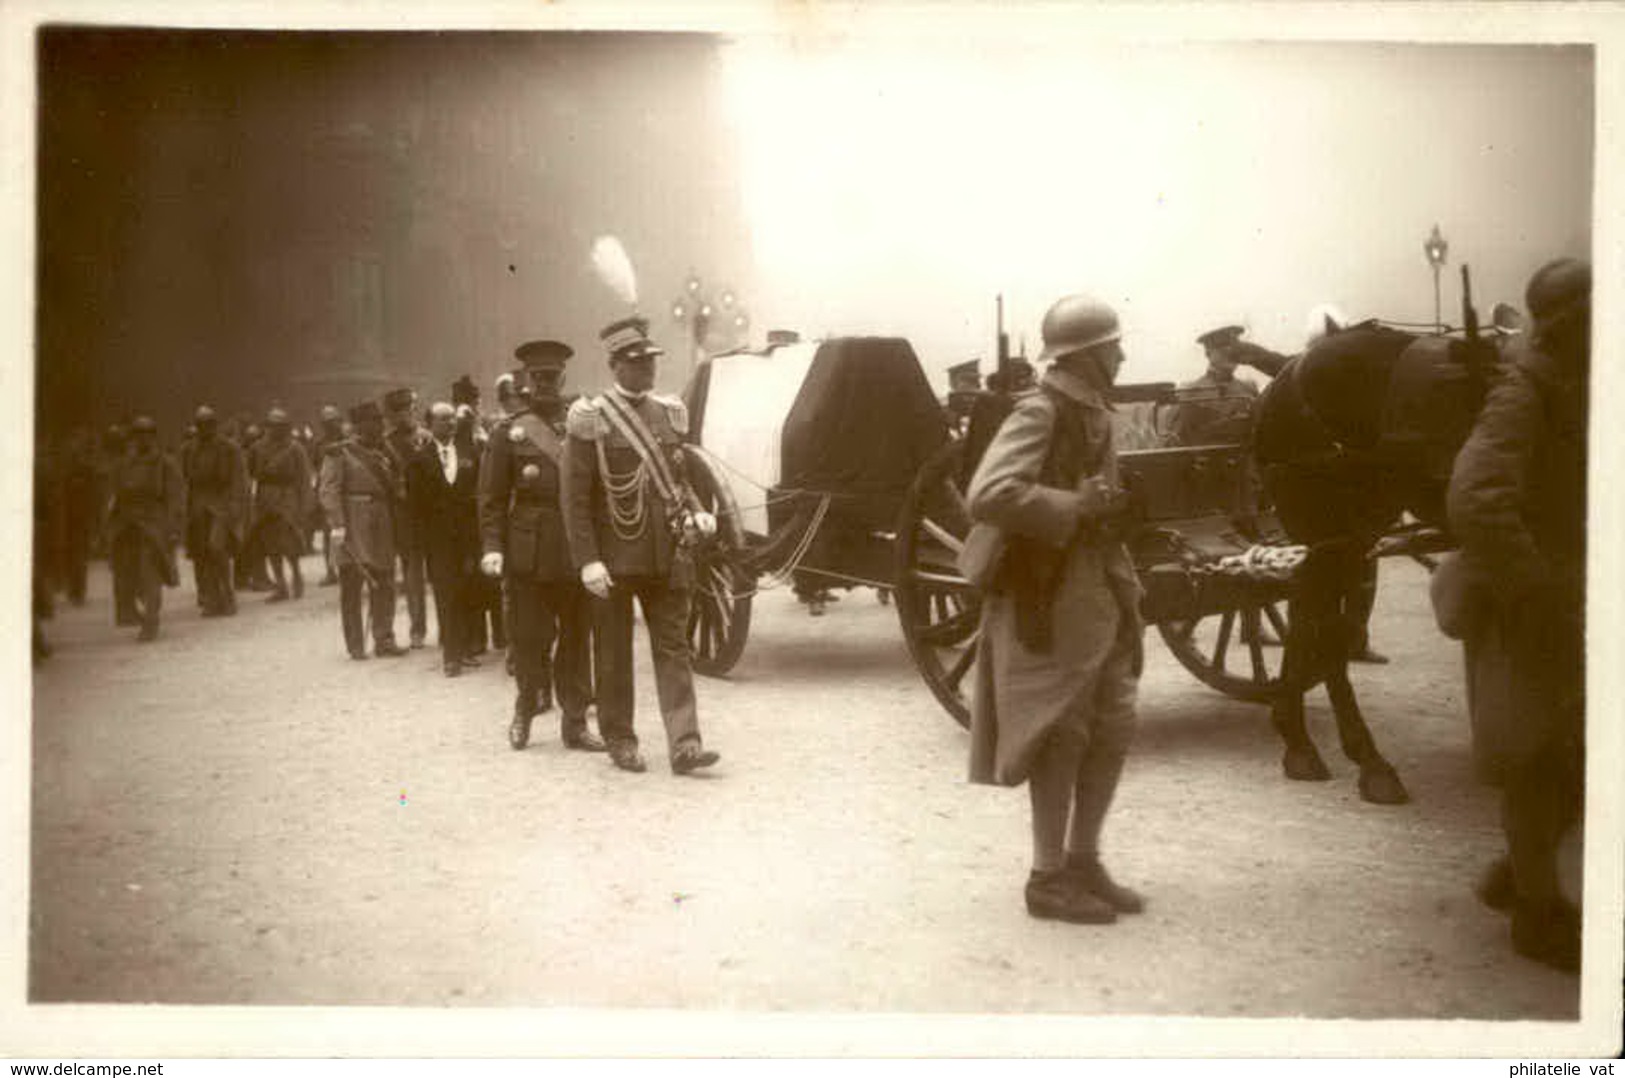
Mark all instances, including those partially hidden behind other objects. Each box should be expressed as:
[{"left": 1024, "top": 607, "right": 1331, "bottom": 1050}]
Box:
[
  {"left": 1282, "top": 748, "right": 1332, "bottom": 782},
  {"left": 1358, "top": 768, "right": 1410, "bottom": 805}
]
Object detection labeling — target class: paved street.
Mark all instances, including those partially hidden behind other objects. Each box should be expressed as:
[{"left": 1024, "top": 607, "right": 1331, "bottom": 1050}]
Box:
[{"left": 29, "top": 556, "right": 1582, "bottom": 1022}]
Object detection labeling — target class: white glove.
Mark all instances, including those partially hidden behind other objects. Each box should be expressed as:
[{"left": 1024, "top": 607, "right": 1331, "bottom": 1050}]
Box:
[
  {"left": 329, "top": 526, "right": 345, "bottom": 543},
  {"left": 690, "top": 510, "right": 717, "bottom": 538},
  {"left": 581, "top": 561, "right": 613, "bottom": 599},
  {"left": 481, "top": 551, "right": 504, "bottom": 577}
]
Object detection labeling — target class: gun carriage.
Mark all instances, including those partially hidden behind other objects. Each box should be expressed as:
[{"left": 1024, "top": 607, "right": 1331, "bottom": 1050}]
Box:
[{"left": 679, "top": 336, "right": 1342, "bottom": 726}]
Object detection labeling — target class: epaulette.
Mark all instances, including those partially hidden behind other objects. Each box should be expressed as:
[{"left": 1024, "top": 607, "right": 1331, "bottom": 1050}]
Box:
[
  {"left": 566, "top": 396, "right": 607, "bottom": 440},
  {"left": 650, "top": 392, "right": 690, "bottom": 436}
]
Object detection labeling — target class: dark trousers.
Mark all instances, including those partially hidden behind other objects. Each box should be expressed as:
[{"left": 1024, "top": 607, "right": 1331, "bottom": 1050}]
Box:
[
  {"left": 111, "top": 531, "right": 162, "bottom": 632},
  {"left": 467, "top": 575, "right": 506, "bottom": 651},
  {"left": 1503, "top": 724, "right": 1584, "bottom": 914},
  {"left": 592, "top": 575, "right": 700, "bottom": 757},
  {"left": 62, "top": 506, "right": 93, "bottom": 603},
  {"left": 509, "top": 578, "right": 592, "bottom": 725},
  {"left": 194, "top": 550, "right": 236, "bottom": 614},
  {"left": 396, "top": 546, "right": 428, "bottom": 642},
  {"left": 428, "top": 556, "right": 477, "bottom": 665},
  {"left": 339, "top": 563, "right": 397, "bottom": 655}
]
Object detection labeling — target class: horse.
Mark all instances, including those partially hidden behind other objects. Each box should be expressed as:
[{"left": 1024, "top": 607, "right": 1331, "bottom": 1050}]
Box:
[{"left": 1231, "top": 316, "right": 1499, "bottom": 804}]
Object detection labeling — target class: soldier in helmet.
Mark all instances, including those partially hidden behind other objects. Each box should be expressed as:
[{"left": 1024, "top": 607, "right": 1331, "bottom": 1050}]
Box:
[
  {"left": 1447, "top": 257, "right": 1589, "bottom": 973},
  {"left": 562, "top": 317, "right": 720, "bottom": 775},
  {"left": 481, "top": 340, "right": 604, "bottom": 750},
  {"left": 962, "top": 293, "right": 1146, "bottom": 925},
  {"left": 319, "top": 400, "right": 408, "bottom": 660},
  {"left": 247, "top": 406, "right": 313, "bottom": 601},
  {"left": 107, "top": 415, "right": 184, "bottom": 641},
  {"left": 181, "top": 405, "right": 249, "bottom": 617}
]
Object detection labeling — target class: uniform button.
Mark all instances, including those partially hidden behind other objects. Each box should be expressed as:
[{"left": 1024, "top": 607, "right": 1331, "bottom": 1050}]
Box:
[{"left": 521, "top": 463, "right": 541, "bottom": 481}]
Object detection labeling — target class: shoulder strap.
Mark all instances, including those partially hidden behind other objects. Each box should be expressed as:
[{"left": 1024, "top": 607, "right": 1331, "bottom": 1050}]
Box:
[{"left": 596, "top": 392, "right": 682, "bottom": 508}]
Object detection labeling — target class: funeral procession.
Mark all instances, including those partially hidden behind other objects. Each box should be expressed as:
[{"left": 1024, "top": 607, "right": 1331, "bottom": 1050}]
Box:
[{"left": 22, "top": 25, "right": 1611, "bottom": 1045}]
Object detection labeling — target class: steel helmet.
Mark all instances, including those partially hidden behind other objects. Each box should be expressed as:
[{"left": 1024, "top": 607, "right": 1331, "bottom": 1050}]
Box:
[
  {"left": 1037, "top": 295, "right": 1121, "bottom": 363},
  {"left": 1525, "top": 258, "right": 1589, "bottom": 344}
]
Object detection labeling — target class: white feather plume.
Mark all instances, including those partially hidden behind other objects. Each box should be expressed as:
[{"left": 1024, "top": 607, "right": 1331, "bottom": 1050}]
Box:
[{"left": 590, "top": 235, "right": 639, "bottom": 307}]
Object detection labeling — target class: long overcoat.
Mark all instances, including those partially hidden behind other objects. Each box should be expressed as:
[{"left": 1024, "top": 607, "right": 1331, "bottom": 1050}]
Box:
[
  {"left": 317, "top": 439, "right": 399, "bottom": 574},
  {"left": 109, "top": 447, "right": 186, "bottom": 584},
  {"left": 181, "top": 435, "right": 247, "bottom": 557},
  {"left": 965, "top": 366, "right": 1144, "bottom": 786},
  {"left": 248, "top": 436, "right": 312, "bottom": 558},
  {"left": 1445, "top": 342, "right": 1586, "bottom": 781}
]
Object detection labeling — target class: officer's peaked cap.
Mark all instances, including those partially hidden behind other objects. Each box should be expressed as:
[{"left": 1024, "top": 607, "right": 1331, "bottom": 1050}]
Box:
[{"left": 514, "top": 339, "right": 574, "bottom": 371}]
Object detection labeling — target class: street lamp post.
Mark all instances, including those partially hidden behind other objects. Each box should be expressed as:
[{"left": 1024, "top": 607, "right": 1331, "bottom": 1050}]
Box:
[
  {"left": 1423, "top": 224, "right": 1449, "bottom": 334},
  {"left": 671, "top": 273, "right": 749, "bottom": 373}
]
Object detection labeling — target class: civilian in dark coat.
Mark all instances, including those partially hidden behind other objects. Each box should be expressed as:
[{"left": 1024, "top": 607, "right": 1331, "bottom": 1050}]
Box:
[
  {"left": 409, "top": 402, "right": 484, "bottom": 676},
  {"left": 1446, "top": 257, "right": 1589, "bottom": 973}
]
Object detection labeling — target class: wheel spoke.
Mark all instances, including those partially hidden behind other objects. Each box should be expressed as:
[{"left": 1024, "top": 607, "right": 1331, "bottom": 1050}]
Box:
[
  {"left": 907, "top": 569, "right": 974, "bottom": 590},
  {"left": 945, "top": 637, "right": 978, "bottom": 689},
  {"left": 1247, "top": 614, "right": 1267, "bottom": 684},
  {"left": 1263, "top": 601, "right": 1290, "bottom": 642},
  {"left": 920, "top": 516, "right": 965, "bottom": 556},
  {"left": 1211, "top": 609, "right": 1236, "bottom": 670}
]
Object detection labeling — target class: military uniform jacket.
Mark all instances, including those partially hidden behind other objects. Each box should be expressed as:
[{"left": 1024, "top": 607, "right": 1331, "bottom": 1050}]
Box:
[
  {"left": 1168, "top": 370, "right": 1260, "bottom": 447},
  {"left": 562, "top": 389, "right": 700, "bottom": 579},
  {"left": 181, "top": 435, "right": 248, "bottom": 539},
  {"left": 965, "top": 366, "right": 1144, "bottom": 786},
  {"left": 317, "top": 438, "right": 400, "bottom": 572},
  {"left": 110, "top": 448, "right": 185, "bottom": 562},
  {"left": 480, "top": 407, "right": 575, "bottom": 581},
  {"left": 248, "top": 437, "right": 312, "bottom": 535},
  {"left": 386, "top": 424, "right": 430, "bottom": 555}
]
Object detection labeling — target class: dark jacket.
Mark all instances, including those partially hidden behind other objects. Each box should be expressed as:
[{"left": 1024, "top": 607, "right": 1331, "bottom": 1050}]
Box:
[
  {"left": 409, "top": 435, "right": 481, "bottom": 576},
  {"left": 1445, "top": 342, "right": 1587, "bottom": 777},
  {"left": 109, "top": 447, "right": 185, "bottom": 584},
  {"left": 479, "top": 408, "right": 575, "bottom": 582},
  {"left": 562, "top": 390, "right": 701, "bottom": 580}
]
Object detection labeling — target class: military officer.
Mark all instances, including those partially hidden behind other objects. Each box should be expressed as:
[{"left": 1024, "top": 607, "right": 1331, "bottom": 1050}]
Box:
[
  {"left": 247, "top": 406, "right": 313, "bottom": 601},
  {"left": 108, "top": 416, "right": 184, "bottom": 642},
  {"left": 1164, "top": 325, "right": 1261, "bottom": 447},
  {"left": 481, "top": 340, "right": 604, "bottom": 752},
  {"left": 319, "top": 400, "right": 407, "bottom": 660},
  {"left": 181, "top": 405, "right": 248, "bottom": 617},
  {"left": 383, "top": 386, "right": 431, "bottom": 648},
  {"left": 562, "top": 316, "right": 720, "bottom": 775}
]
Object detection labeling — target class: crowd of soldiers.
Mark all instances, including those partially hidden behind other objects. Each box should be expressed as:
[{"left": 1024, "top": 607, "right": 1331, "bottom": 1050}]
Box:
[{"left": 33, "top": 315, "right": 724, "bottom": 777}]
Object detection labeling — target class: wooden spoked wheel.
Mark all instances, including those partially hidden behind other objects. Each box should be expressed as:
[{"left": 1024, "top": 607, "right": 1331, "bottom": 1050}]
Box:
[
  {"left": 1157, "top": 596, "right": 1298, "bottom": 703},
  {"left": 682, "top": 444, "right": 754, "bottom": 677},
  {"left": 894, "top": 439, "right": 980, "bottom": 728}
]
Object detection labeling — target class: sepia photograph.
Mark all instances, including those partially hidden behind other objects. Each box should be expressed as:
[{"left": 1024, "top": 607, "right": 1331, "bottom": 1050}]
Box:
[{"left": 7, "top": 0, "right": 1621, "bottom": 1060}]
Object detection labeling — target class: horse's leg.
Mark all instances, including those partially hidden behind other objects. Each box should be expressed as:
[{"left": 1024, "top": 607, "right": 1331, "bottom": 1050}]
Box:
[
  {"left": 1323, "top": 552, "right": 1408, "bottom": 804},
  {"left": 1272, "top": 586, "right": 1331, "bottom": 782}
]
